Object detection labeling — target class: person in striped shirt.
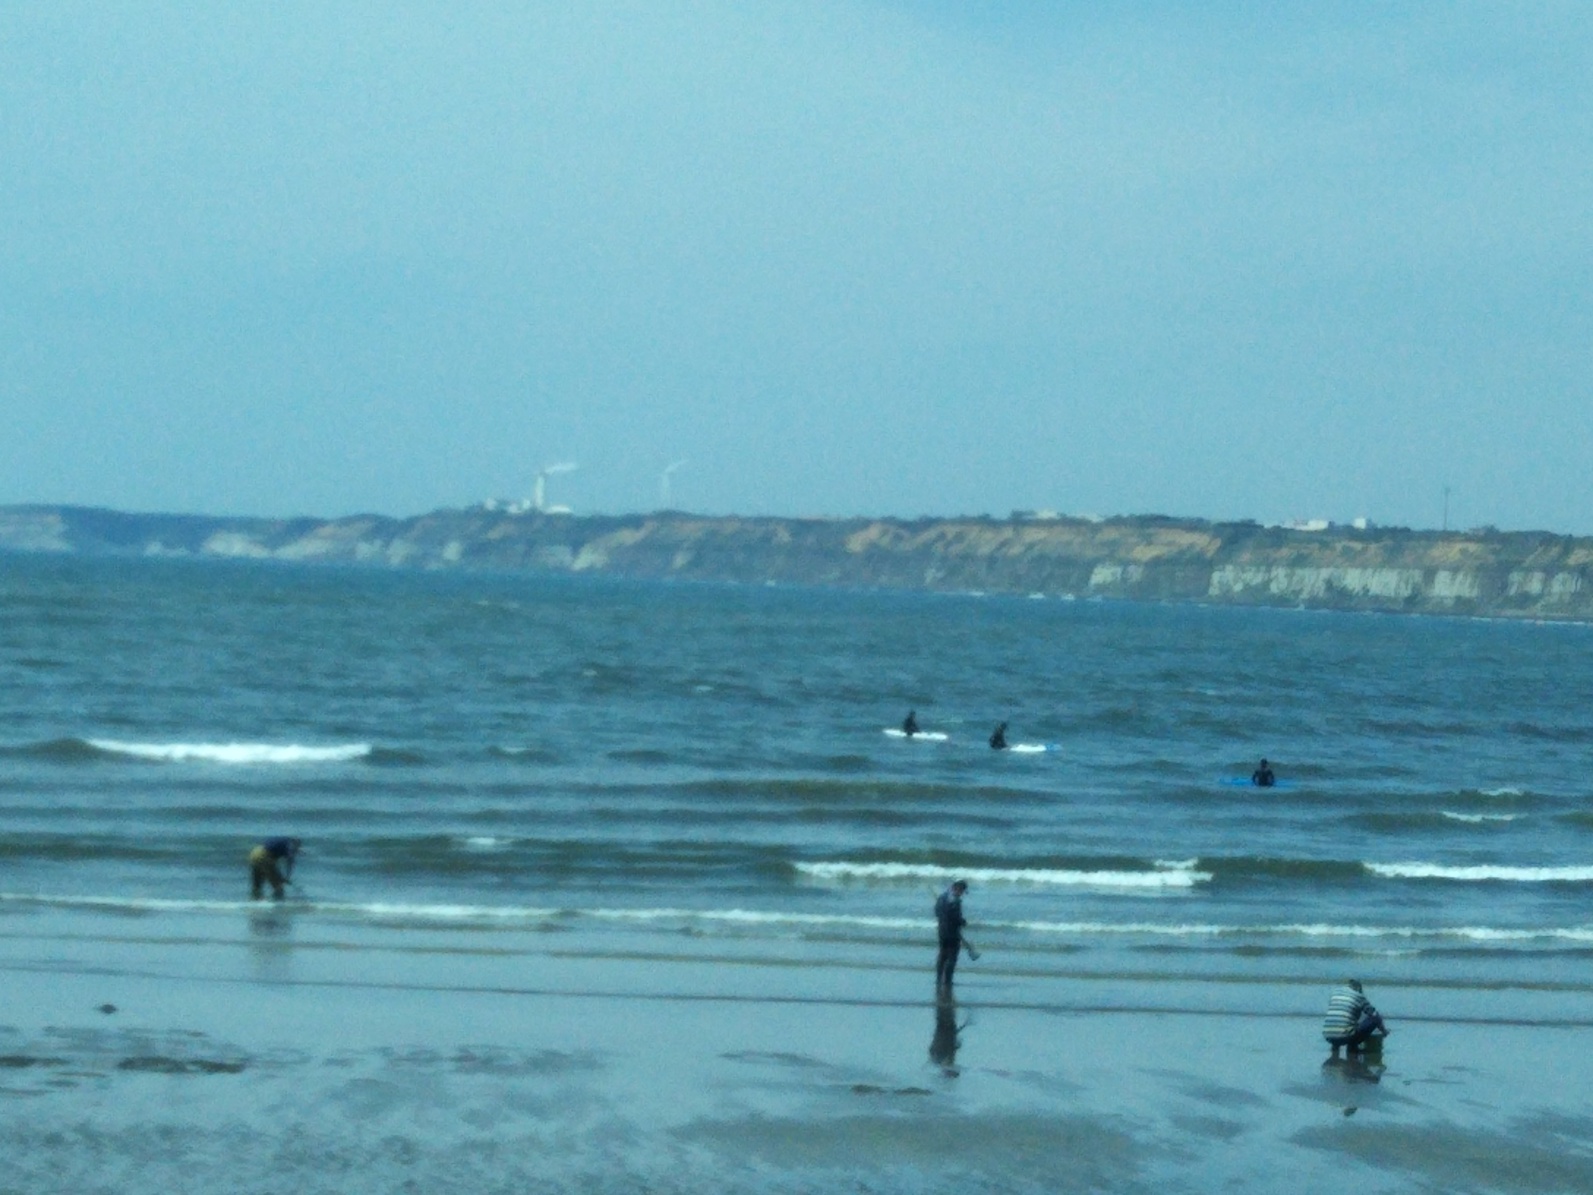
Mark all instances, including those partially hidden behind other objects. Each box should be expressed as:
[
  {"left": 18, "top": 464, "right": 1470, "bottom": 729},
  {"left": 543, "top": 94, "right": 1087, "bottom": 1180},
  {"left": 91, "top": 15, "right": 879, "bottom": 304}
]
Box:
[{"left": 1322, "top": 978, "right": 1389, "bottom": 1056}]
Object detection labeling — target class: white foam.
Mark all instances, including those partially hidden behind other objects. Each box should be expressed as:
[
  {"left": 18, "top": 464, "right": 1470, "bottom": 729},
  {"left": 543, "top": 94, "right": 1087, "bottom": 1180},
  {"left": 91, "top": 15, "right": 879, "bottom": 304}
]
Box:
[
  {"left": 7, "top": 893, "right": 1593, "bottom": 946},
  {"left": 88, "top": 740, "right": 371, "bottom": 764},
  {"left": 1482, "top": 787, "right": 1525, "bottom": 798},
  {"left": 1010, "top": 920, "right": 1593, "bottom": 944},
  {"left": 794, "top": 860, "right": 1211, "bottom": 889},
  {"left": 458, "top": 836, "right": 514, "bottom": 851},
  {"left": 882, "top": 729, "right": 949, "bottom": 741},
  {"left": 1008, "top": 743, "right": 1049, "bottom": 754},
  {"left": 1440, "top": 812, "right": 1521, "bottom": 824},
  {"left": 1367, "top": 862, "right": 1593, "bottom": 883}
]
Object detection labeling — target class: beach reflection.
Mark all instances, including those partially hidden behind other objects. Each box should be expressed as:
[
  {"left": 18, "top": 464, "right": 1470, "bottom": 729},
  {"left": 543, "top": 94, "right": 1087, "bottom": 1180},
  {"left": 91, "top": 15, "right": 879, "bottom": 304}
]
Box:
[
  {"left": 929, "top": 994, "right": 967, "bottom": 1076},
  {"left": 1322, "top": 1054, "right": 1385, "bottom": 1085},
  {"left": 247, "top": 906, "right": 294, "bottom": 981}
]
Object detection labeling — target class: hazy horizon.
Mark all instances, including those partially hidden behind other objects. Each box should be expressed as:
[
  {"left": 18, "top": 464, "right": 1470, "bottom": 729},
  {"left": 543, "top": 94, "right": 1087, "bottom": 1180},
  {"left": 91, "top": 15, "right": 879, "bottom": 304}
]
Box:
[{"left": 3, "top": 4, "right": 1590, "bottom": 533}]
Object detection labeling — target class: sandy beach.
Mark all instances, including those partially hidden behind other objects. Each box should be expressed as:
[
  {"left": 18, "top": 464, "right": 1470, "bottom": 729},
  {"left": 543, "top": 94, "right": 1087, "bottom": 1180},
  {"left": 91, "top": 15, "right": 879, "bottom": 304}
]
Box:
[{"left": 5, "top": 903, "right": 1593, "bottom": 1194}]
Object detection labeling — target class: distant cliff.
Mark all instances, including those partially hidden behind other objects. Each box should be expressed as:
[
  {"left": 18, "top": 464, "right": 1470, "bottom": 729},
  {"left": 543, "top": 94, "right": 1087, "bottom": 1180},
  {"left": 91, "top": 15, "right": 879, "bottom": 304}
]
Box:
[{"left": 3, "top": 504, "right": 1590, "bottom": 621}]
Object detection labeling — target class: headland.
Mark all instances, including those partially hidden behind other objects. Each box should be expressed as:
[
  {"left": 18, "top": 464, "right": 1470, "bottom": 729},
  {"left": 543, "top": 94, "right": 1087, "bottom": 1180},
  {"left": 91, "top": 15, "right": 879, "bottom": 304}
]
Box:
[{"left": 2, "top": 504, "right": 1590, "bottom": 621}]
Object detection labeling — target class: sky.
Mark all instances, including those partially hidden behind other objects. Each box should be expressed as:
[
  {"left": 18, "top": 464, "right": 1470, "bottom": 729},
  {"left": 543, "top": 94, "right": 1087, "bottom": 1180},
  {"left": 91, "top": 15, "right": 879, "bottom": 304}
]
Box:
[{"left": 2, "top": 2, "right": 1590, "bottom": 531}]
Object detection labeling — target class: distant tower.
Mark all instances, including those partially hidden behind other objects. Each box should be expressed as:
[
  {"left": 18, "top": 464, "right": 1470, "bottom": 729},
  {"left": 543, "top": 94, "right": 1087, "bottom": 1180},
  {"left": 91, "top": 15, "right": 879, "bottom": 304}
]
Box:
[
  {"left": 534, "top": 462, "right": 578, "bottom": 513},
  {"left": 660, "top": 460, "right": 687, "bottom": 509}
]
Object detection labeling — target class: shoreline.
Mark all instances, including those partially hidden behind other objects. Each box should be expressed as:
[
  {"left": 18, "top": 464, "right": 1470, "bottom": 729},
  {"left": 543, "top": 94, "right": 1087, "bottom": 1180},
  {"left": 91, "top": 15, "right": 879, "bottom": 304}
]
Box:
[{"left": 6, "top": 905, "right": 1593, "bottom": 1192}]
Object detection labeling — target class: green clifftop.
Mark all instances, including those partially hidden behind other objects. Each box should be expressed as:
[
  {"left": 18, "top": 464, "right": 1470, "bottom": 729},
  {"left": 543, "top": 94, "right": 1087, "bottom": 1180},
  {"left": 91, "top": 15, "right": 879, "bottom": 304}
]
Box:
[{"left": 3, "top": 505, "right": 1589, "bottom": 621}]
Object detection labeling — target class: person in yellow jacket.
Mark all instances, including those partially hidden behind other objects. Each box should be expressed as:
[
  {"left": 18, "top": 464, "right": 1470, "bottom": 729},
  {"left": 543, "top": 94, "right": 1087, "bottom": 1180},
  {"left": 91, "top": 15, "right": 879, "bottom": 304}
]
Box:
[{"left": 248, "top": 837, "right": 301, "bottom": 900}]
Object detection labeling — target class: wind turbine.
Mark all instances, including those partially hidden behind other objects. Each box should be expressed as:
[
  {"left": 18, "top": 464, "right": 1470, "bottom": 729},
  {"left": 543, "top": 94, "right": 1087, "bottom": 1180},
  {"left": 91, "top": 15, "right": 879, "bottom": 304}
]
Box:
[
  {"left": 534, "top": 462, "right": 578, "bottom": 513},
  {"left": 660, "top": 460, "right": 687, "bottom": 510}
]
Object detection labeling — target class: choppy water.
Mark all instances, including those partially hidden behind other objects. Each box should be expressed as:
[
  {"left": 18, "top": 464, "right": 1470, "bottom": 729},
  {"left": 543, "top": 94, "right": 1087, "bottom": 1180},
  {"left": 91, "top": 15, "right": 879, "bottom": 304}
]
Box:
[{"left": 3, "top": 553, "right": 1592, "bottom": 988}]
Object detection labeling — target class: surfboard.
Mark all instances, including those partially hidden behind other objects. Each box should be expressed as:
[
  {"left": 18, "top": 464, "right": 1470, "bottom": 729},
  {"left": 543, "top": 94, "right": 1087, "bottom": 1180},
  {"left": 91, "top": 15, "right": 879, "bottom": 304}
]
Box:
[
  {"left": 1221, "top": 776, "right": 1295, "bottom": 789},
  {"left": 883, "top": 728, "right": 949, "bottom": 741}
]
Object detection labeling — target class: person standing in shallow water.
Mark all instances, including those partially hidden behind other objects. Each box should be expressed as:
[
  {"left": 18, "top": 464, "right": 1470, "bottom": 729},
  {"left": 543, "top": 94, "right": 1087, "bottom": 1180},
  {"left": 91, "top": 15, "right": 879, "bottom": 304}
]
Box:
[
  {"left": 935, "top": 880, "right": 968, "bottom": 989},
  {"left": 249, "top": 837, "right": 301, "bottom": 900}
]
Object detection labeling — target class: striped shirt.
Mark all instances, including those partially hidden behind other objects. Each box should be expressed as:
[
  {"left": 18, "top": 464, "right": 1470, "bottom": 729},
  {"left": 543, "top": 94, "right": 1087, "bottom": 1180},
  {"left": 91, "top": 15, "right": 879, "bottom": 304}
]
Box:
[{"left": 1321, "top": 986, "right": 1372, "bottom": 1040}]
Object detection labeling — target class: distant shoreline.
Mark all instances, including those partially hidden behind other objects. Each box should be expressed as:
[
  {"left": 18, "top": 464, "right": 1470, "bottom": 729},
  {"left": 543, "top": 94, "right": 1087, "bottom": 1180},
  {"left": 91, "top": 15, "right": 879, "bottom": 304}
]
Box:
[{"left": 2, "top": 503, "right": 1589, "bottom": 622}]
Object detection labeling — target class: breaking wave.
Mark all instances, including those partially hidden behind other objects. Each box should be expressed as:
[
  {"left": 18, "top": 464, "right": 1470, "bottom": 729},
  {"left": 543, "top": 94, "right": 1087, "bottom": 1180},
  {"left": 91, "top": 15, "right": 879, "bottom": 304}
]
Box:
[
  {"left": 794, "top": 859, "right": 1210, "bottom": 889},
  {"left": 1367, "top": 862, "right": 1593, "bottom": 883},
  {"left": 86, "top": 740, "right": 372, "bottom": 765}
]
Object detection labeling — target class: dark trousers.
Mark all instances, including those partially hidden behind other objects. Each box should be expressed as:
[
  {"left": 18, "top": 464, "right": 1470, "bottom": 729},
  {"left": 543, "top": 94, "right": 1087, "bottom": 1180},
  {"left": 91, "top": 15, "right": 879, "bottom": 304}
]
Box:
[
  {"left": 1328, "top": 1010, "right": 1387, "bottom": 1052},
  {"left": 936, "top": 937, "right": 960, "bottom": 988}
]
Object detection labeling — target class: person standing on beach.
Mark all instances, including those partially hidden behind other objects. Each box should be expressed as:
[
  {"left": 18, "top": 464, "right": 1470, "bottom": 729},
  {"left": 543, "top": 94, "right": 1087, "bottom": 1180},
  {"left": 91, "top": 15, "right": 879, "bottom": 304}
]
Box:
[
  {"left": 935, "top": 880, "right": 969, "bottom": 989},
  {"left": 1321, "top": 978, "right": 1389, "bottom": 1056},
  {"left": 248, "top": 836, "right": 301, "bottom": 900}
]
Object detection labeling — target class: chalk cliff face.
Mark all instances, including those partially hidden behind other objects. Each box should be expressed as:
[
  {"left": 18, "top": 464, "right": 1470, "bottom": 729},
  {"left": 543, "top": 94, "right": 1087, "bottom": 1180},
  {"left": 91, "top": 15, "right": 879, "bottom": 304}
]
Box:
[{"left": 2, "top": 505, "right": 1589, "bottom": 621}]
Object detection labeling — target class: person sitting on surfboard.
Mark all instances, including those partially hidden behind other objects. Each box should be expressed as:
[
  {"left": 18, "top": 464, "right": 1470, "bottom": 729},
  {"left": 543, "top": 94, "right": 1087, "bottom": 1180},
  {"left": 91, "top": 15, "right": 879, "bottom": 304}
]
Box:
[
  {"left": 903, "top": 710, "right": 920, "bottom": 737},
  {"left": 248, "top": 836, "right": 301, "bottom": 900},
  {"left": 934, "top": 880, "right": 969, "bottom": 989},
  {"left": 1251, "top": 758, "right": 1276, "bottom": 787},
  {"left": 989, "top": 722, "right": 1008, "bottom": 750}
]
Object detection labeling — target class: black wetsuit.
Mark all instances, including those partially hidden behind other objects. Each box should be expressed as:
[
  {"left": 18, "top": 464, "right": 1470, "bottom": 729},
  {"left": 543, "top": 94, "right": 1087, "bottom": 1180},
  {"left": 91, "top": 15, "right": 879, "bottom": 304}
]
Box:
[
  {"left": 934, "top": 887, "right": 966, "bottom": 988},
  {"left": 903, "top": 712, "right": 919, "bottom": 737},
  {"left": 1252, "top": 766, "right": 1275, "bottom": 787},
  {"left": 989, "top": 724, "right": 1008, "bottom": 750}
]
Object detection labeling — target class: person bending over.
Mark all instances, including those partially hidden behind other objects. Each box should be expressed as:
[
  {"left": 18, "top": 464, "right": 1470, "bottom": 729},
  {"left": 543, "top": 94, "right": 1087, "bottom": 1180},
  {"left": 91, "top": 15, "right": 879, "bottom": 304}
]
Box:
[
  {"left": 1321, "top": 978, "right": 1389, "bottom": 1056},
  {"left": 249, "top": 836, "right": 302, "bottom": 900}
]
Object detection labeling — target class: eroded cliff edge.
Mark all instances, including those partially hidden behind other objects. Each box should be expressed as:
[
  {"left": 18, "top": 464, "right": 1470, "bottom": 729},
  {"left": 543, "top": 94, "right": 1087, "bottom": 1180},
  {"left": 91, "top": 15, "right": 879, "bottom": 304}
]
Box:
[{"left": 3, "top": 505, "right": 1590, "bottom": 621}]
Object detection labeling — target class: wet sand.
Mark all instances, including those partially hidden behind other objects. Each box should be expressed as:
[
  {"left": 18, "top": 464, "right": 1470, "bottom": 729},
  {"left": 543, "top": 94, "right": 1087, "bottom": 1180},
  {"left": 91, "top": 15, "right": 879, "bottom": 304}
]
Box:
[{"left": 4, "top": 905, "right": 1593, "bottom": 1193}]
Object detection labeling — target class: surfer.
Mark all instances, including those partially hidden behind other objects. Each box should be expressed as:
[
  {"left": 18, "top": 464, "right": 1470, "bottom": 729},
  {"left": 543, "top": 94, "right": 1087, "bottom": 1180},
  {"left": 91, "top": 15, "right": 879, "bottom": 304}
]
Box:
[
  {"left": 934, "top": 880, "right": 969, "bottom": 990},
  {"left": 903, "top": 710, "right": 920, "bottom": 737},
  {"left": 1321, "top": 978, "right": 1389, "bottom": 1057},
  {"left": 989, "top": 722, "right": 1008, "bottom": 750},
  {"left": 1251, "top": 758, "right": 1276, "bottom": 787},
  {"left": 248, "top": 836, "right": 301, "bottom": 900}
]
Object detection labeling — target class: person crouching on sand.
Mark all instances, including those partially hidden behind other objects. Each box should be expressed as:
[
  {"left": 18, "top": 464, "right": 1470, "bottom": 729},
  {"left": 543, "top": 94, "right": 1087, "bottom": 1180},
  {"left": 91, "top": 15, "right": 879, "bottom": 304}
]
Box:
[
  {"left": 249, "top": 837, "right": 301, "bottom": 900},
  {"left": 1321, "top": 978, "right": 1389, "bottom": 1056}
]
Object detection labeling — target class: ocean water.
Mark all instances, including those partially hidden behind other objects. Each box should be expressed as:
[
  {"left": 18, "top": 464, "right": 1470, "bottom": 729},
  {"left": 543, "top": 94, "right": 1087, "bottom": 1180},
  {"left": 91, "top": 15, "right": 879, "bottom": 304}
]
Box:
[
  {"left": 4, "top": 553, "right": 1593, "bottom": 1189},
  {"left": 4, "top": 554, "right": 1592, "bottom": 967}
]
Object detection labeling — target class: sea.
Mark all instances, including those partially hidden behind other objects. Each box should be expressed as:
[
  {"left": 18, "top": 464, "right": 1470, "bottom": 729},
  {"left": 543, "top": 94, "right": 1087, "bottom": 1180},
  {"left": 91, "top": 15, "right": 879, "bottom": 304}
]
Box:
[{"left": 4, "top": 552, "right": 1593, "bottom": 1189}]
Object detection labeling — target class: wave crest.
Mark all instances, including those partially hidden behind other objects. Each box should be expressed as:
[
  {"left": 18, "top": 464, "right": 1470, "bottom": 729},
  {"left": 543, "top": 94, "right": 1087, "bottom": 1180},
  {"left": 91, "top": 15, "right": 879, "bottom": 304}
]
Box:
[
  {"left": 794, "top": 860, "right": 1210, "bottom": 889},
  {"left": 85, "top": 740, "right": 372, "bottom": 764},
  {"left": 1367, "top": 862, "right": 1593, "bottom": 883}
]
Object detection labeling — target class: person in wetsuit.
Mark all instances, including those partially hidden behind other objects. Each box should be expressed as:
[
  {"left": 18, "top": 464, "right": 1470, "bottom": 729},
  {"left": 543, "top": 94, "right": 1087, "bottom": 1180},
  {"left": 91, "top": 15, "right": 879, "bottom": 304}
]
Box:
[
  {"left": 934, "top": 880, "right": 969, "bottom": 989},
  {"left": 989, "top": 722, "right": 1008, "bottom": 750},
  {"left": 1252, "top": 758, "right": 1276, "bottom": 787},
  {"left": 903, "top": 710, "right": 920, "bottom": 737},
  {"left": 248, "top": 836, "right": 301, "bottom": 900}
]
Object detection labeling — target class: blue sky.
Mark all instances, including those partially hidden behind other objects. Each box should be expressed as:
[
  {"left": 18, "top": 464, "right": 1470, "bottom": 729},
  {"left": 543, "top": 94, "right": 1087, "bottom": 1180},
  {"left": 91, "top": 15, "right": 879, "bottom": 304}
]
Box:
[{"left": 2, "top": 2, "right": 1589, "bottom": 530}]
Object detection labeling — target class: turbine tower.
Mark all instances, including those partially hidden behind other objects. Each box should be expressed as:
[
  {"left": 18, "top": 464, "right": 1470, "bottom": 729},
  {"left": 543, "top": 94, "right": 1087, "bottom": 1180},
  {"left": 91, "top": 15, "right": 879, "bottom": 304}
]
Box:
[
  {"left": 534, "top": 462, "right": 578, "bottom": 513},
  {"left": 660, "top": 460, "right": 687, "bottom": 510}
]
